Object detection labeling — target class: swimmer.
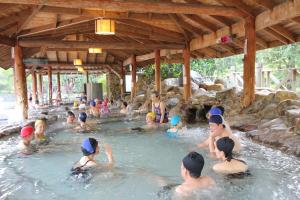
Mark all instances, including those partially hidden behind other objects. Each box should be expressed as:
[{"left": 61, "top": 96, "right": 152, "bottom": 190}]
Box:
[
  {"left": 198, "top": 115, "right": 241, "bottom": 153},
  {"left": 151, "top": 91, "right": 168, "bottom": 124},
  {"left": 213, "top": 137, "right": 248, "bottom": 174},
  {"left": 72, "top": 138, "right": 114, "bottom": 173},
  {"left": 175, "top": 152, "right": 215, "bottom": 196},
  {"left": 78, "top": 99, "right": 87, "bottom": 110},
  {"left": 120, "top": 101, "right": 128, "bottom": 114},
  {"left": 33, "top": 119, "right": 49, "bottom": 145},
  {"left": 131, "top": 112, "right": 159, "bottom": 132},
  {"left": 89, "top": 101, "right": 100, "bottom": 117},
  {"left": 165, "top": 115, "right": 186, "bottom": 138},
  {"left": 18, "top": 126, "right": 36, "bottom": 155},
  {"left": 66, "top": 111, "right": 76, "bottom": 124},
  {"left": 207, "top": 106, "right": 233, "bottom": 134},
  {"left": 75, "top": 112, "right": 91, "bottom": 131}
]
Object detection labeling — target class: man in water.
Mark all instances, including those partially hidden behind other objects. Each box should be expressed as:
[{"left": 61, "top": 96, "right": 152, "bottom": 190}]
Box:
[
  {"left": 66, "top": 111, "right": 76, "bottom": 124},
  {"left": 175, "top": 152, "right": 215, "bottom": 196}
]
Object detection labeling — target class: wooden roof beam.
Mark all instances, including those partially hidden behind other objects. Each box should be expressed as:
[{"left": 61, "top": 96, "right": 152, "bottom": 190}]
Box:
[
  {"left": 19, "top": 39, "right": 185, "bottom": 50},
  {"left": 215, "top": 0, "right": 254, "bottom": 16},
  {"left": 269, "top": 25, "right": 296, "bottom": 43},
  {"left": 123, "top": 49, "right": 183, "bottom": 66},
  {"left": 190, "top": 0, "right": 300, "bottom": 51},
  {"left": 175, "top": 14, "right": 203, "bottom": 36},
  {"left": 16, "top": 5, "right": 43, "bottom": 34},
  {"left": 264, "top": 28, "right": 289, "bottom": 45},
  {"left": 251, "top": 0, "right": 275, "bottom": 10},
  {"left": 184, "top": 14, "right": 218, "bottom": 32},
  {"left": 168, "top": 14, "right": 191, "bottom": 41},
  {"left": 0, "top": 0, "right": 246, "bottom": 17}
]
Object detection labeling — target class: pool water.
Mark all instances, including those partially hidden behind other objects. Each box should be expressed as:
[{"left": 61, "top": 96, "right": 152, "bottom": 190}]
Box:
[{"left": 0, "top": 118, "right": 299, "bottom": 200}]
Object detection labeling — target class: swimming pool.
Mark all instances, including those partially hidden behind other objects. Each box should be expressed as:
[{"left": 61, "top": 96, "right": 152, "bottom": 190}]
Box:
[{"left": 0, "top": 117, "right": 299, "bottom": 200}]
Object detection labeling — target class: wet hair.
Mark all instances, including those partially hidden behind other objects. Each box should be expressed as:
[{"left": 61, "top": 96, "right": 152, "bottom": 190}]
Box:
[
  {"left": 216, "top": 137, "right": 234, "bottom": 162},
  {"left": 81, "top": 138, "right": 98, "bottom": 156},
  {"left": 123, "top": 101, "right": 128, "bottom": 108},
  {"left": 209, "top": 115, "right": 226, "bottom": 128},
  {"left": 67, "top": 111, "right": 75, "bottom": 117},
  {"left": 182, "top": 152, "right": 205, "bottom": 178}
]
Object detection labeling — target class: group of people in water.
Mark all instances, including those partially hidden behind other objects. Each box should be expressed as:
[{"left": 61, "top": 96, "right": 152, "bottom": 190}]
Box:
[{"left": 18, "top": 91, "right": 248, "bottom": 197}]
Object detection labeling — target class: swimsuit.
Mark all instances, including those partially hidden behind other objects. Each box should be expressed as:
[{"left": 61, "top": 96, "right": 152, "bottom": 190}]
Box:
[{"left": 154, "top": 103, "right": 168, "bottom": 123}]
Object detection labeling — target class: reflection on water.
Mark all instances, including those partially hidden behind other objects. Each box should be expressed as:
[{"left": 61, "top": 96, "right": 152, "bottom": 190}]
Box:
[{"left": 0, "top": 118, "right": 299, "bottom": 200}]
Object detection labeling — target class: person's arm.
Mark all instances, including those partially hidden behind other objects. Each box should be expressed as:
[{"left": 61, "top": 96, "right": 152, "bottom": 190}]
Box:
[
  {"left": 103, "top": 144, "right": 114, "bottom": 167},
  {"left": 197, "top": 137, "right": 209, "bottom": 148},
  {"left": 151, "top": 102, "right": 155, "bottom": 113},
  {"left": 159, "top": 102, "right": 166, "bottom": 124}
]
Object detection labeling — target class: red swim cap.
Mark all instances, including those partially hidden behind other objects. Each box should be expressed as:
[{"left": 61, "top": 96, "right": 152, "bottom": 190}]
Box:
[{"left": 20, "top": 126, "right": 34, "bottom": 138}]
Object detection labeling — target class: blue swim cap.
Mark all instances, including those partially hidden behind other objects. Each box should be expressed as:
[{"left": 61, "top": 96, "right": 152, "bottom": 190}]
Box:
[
  {"left": 90, "top": 101, "right": 96, "bottom": 107},
  {"left": 81, "top": 138, "right": 98, "bottom": 155},
  {"left": 209, "top": 107, "right": 222, "bottom": 115},
  {"left": 79, "top": 112, "right": 87, "bottom": 122},
  {"left": 171, "top": 115, "right": 181, "bottom": 126},
  {"left": 209, "top": 115, "right": 223, "bottom": 125}
]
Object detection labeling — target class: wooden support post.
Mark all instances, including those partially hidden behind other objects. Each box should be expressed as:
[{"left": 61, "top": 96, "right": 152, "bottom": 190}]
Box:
[
  {"left": 243, "top": 17, "right": 256, "bottom": 107},
  {"left": 14, "top": 44, "right": 28, "bottom": 120},
  {"left": 155, "top": 49, "right": 161, "bottom": 94},
  {"left": 120, "top": 65, "right": 125, "bottom": 99},
  {"left": 38, "top": 73, "right": 43, "bottom": 104},
  {"left": 57, "top": 72, "right": 61, "bottom": 100},
  {"left": 31, "top": 70, "right": 37, "bottom": 104},
  {"left": 86, "top": 71, "right": 89, "bottom": 83},
  {"left": 48, "top": 66, "right": 52, "bottom": 105},
  {"left": 183, "top": 47, "right": 191, "bottom": 102},
  {"left": 131, "top": 55, "right": 137, "bottom": 101}
]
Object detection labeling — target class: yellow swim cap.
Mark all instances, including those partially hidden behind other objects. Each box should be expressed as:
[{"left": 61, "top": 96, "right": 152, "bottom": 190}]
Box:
[
  {"left": 35, "top": 119, "right": 46, "bottom": 128},
  {"left": 146, "top": 112, "right": 155, "bottom": 120}
]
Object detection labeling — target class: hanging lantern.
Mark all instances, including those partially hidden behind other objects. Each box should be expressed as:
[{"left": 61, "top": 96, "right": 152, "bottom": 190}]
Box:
[
  {"left": 89, "top": 48, "right": 102, "bottom": 53},
  {"left": 95, "top": 19, "right": 115, "bottom": 35},
  {"left": 77, "top": 66, "right": 84, "bottom": 72},
  {"left": 73, "top": 59, "right": 82, "bottom": 66}
]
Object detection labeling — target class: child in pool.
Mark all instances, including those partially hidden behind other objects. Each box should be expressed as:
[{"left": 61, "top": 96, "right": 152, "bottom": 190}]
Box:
[
  {"left": 175, "top": 152, "right": 215, "bottom": 197},
  {"left": 165, "top": 115, "right": 186, "bottom": 138},
  {"left": 73, "top": 100, "right": 79, "bottom": 110},
  {"left": 75, "top": 112, "right": 91, "bottom": 131},
  {"left": 213, "top": 137, "right": 248, "bottom": 174},
  {"left": 34, "top": 119, "right": 49, "bottom": 145},
  {"left": 120, "top": 101, "right": 128, "bottom": 114},
  {"left": 198, "top": 115, "right": 241, "bottom": 153},
  {"left": 101, "top": 97, "right": 110, "bottom": 114},
  {"left": 131, "top": 112, "right": 159, "bottom": 132},
  {"left": 18, "top": 126, "right": 36, "bottom": 155},
  {"left": 89, "top": 101, "right": 100, "bottom": 118},
  {"left": 66, "top": 111, "right": 76, "bottom": 124},
  {"left": 72, "top": 137, "right": 114, "bottom": 173}
]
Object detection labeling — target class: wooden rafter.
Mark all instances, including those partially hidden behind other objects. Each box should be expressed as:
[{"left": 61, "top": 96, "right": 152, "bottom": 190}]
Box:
[
  {"left": 184, "top": 14, "right": 217, "bottom": 32},
  {"left": 264, "top": 28, "right": 289, "bottom": 44},
  {"left": 0, "top": 0, "right": 246, "bottom": 17},
  {"left": 168, "top": 14, "right": 191, "bottom": 41},
  {"left": 215, "top": 0, "right": 254, "bottom": 16},
  {"left": 251, "top": 0, "right": 275, "bottom": 10},
  {"left": 269, "top": 25, "right": 296, "bottom": 43},
  {"left": 16, "top": 5, "right": 43, "bottom": 34}
]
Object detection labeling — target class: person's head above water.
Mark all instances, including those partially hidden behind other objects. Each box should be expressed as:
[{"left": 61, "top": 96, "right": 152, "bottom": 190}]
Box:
[
  {"left": 35, "top": 119, "right": 46, "bottom": 134},
  {"left": 90, "top": 101, "right": 96, "bottom": 107},
  {"left": 209, "top": 107, "right": 222, "bottom": 116},
  {"left": 151, "top": 91, "right": 160, "bottom": 102},
  {"left": 216, "top": 137, "right": 234, "bottom": 161},
  {"left": 171, "top": 115, "right": 181, "bottom": 127},
  {"left": 78, "top": 112, "right": 87, "bottom": 123},
  {"left": 67, "top": 111, "right": 75, "bottom": 123},
  {"left": 81, "top": 138, "right": 99, "bottom": 156},
  {"left": 20, "top": 126, "right": 34, "bottom": 139},
  {"left": 146, "top": 112, "right": 155, "bottom": 123},
  {"left": 122, "top": 101, "right": 128, "bottom": 108},
  {"left": 181, "top": 152, "right": 205, "bottom": 179},
  {"left": 209, "top": 115, "right": 226, "bottom": 134}
]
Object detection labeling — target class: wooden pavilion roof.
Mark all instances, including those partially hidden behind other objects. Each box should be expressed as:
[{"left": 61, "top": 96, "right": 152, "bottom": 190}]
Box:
[{"left": 0, "top": 0, "right": 299, "bottom": 74}]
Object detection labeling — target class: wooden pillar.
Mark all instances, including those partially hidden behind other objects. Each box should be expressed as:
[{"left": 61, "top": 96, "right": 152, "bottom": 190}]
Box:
[
  {"left": 183, "top": 47, "right": 191, "bottom": 102},
  {"left": 31, "top": 70, "right": 37, "bottom": 104},
  {"left": 243, "top": 16, "right": 256, "bottom": 107},
  {"left": 155, "top": 49, "right": 161, "bottom": 94},
  {"left": 48, "top": 66, "right": 52, "bottom": 105},
  {"left": 131, "top": 55, "right": 137, "bottom": 101},
  {"left": 14, "top": 44, "right": 28, "bottom": 120},
  {"left": 120, "top": 65, "right": 125, "bottom": 99},
  {"left": 86, "top": 71, "right": 89, "bottom": 83},
  {"left": 57, "top": 72, "right": 61, "bottom": 100},
  {"left": 38, "top": 73, "right": 43, "bottom": 104}
]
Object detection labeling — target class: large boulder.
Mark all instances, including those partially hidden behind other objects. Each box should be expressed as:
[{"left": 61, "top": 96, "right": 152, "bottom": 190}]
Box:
[
  {"left": 163, "top": 78, "right": 180, "bottom": 87},
  {"left": 277, "top": 99, "right": 300, "bottom": 116},
  {"left": 258, "top": 103, "right": 278, "bottom": 120},
  {"left": 190, "top": 70, "right": 204, "bottom": 85},
  {"left": 199, "top": 83, "right": 224, "bottom": 91},
  {"left": 274, "top": 90, "right": 298, "bottom": 102},
  {"left": 214, "top": 78, "right": 227, "bottom": 88}
]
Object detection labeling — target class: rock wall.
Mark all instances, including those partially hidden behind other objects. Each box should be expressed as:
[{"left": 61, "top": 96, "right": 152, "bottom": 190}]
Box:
[{"left": 107, "top": 73, "right": 120, "bottom": 99}]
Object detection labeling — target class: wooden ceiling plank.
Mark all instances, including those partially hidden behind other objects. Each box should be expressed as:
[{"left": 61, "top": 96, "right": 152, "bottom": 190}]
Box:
[{"left": 0, "top": 0, "right": 246, "bottom": 17}]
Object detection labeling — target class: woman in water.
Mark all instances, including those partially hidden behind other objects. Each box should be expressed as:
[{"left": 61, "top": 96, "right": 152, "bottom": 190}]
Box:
[
  {"left": 151, "top": 91, "right": 168, "bottom": 124},
  {"left": 33, "top": 119, "right": 49, "bottom": 145},
  {"left": 213, "top": 137, "right": 248, "bottom": 174},
  {"left": 72, "top": 138, "right": 114, "bottom": 173}
]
